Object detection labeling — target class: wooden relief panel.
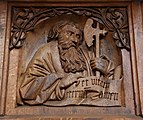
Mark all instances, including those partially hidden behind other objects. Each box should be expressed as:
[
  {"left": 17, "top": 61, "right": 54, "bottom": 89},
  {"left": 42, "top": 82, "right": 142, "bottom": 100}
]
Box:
[
  {"left": 9, "top": 7, "right": 129, "bottom": 107},
  {"left": 6, "top": 3, "right": 137, "bottom": 116}
]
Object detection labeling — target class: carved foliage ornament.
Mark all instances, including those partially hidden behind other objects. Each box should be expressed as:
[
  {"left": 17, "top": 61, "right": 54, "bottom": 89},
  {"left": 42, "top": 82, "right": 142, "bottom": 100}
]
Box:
[{"left": 10, "top": 7, "right": 130, "bottom": 50}]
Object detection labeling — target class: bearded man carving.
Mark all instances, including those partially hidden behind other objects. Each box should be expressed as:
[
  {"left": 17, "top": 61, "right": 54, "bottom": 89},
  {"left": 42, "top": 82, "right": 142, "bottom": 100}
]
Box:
[{"left": 18, "top": 21, "right": 121, "bottom": 105}]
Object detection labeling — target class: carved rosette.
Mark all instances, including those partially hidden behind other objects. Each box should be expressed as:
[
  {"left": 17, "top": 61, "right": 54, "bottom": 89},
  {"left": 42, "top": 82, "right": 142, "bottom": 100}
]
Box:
[{"left": 10, "top": 7, "right": 130, "bottom": 50}]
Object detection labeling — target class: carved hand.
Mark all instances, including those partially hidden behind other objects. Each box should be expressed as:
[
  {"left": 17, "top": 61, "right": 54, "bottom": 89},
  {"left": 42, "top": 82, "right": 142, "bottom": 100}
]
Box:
[
  {"left": 90, "top": 57, "right": 109, "bottom": 75},
  {"left": 60, "top": 73, "right": 82, "bottom": 89}
]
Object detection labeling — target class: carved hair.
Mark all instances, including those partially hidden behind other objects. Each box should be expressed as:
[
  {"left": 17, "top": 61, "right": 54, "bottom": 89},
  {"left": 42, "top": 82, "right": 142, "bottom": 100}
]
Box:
[{"left": 47, "top": 21, "right": 81, "bottom": 42}]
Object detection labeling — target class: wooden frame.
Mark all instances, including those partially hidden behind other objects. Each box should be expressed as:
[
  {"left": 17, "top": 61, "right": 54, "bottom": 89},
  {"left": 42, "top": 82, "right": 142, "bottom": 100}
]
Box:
[{"left": 0, "top": 0, "right": 143, "bottom": 119}]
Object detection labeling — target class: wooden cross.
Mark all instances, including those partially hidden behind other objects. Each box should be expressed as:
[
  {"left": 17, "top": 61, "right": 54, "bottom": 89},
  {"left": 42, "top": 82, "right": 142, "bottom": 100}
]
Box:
[{"left": 84, "top": 18, "right": 108, "bottom": 77}]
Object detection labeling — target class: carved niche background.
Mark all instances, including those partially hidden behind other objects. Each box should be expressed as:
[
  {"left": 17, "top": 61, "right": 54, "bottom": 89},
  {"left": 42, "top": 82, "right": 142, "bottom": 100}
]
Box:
[{"left": 9, "top": 7, "right": 130, "bottom": 107}]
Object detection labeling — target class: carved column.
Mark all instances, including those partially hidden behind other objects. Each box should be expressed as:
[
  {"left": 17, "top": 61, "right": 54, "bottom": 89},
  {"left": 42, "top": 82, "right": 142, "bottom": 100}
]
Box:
[
  {"left": 131, "top": 1, "right": 143, "bottom": 116},
  {"left": 0, "top": 1, "right": 7, "bottom": 115}
]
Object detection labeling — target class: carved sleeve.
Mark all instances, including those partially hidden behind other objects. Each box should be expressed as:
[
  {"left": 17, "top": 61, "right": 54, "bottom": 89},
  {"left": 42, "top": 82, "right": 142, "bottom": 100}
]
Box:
[{"left": 19, "top": 50, "right": 65, "bottom": 105}]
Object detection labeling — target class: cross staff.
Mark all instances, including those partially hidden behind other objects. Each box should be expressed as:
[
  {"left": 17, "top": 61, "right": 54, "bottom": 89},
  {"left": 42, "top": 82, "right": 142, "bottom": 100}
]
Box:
[{"left": 84, "top": 18, "right": 107, "bottom": 77}]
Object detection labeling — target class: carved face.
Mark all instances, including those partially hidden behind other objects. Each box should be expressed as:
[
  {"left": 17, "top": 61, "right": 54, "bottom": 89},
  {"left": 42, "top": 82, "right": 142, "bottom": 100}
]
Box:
[
  {"left": 58, "top": 24, "right": 82, "bottom": 49},
  {"left": 58, "top": 24, "right": 86, "bottom": 73}
]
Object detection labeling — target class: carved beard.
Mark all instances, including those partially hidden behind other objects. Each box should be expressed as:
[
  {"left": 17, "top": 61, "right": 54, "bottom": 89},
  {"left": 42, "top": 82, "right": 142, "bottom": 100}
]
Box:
[{"left": 58, "top": 38, "right": 86, "bottom": 73}]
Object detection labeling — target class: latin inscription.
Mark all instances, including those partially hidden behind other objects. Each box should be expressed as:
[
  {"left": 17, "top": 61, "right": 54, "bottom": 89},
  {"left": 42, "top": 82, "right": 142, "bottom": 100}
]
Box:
[{"left": 64, "top": 76, "right": 121, "bottom": 103}]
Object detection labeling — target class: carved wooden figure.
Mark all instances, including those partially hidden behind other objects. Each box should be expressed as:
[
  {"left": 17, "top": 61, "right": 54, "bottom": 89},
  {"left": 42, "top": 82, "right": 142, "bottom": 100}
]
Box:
[{"left": 13, "top": 7, "right": 126, "bottom": 107}]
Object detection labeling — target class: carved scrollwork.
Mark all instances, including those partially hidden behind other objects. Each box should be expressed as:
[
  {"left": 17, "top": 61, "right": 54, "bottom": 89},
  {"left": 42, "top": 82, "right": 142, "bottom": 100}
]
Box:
[
  {"left": 100, "top": 8, "right": 130, "bottom": 50},
  {"left": 10, "top": 7, "right": 130, "bottom": 50}
]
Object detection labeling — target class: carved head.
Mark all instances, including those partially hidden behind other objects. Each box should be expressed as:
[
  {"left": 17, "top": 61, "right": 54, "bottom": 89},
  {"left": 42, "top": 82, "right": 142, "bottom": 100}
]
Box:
[
  {"left": 47, "top": 21, "right": 83, "bottom": 48},
  {"left": 47, "top": 21, "right": 85, "bottom": 73}
]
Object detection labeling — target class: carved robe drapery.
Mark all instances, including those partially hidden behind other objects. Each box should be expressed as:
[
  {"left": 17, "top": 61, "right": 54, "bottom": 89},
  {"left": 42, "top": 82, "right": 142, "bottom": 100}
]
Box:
[{"left": 18, "top": 40, "right": 116, "bottom": 106}]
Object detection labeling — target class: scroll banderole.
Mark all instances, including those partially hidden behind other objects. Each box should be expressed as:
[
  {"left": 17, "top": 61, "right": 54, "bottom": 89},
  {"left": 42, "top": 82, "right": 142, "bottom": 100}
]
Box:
[{"left": 94, "top": 22, "right": 107, "bottom": 77}]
